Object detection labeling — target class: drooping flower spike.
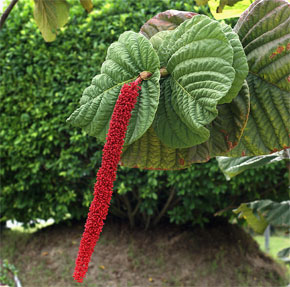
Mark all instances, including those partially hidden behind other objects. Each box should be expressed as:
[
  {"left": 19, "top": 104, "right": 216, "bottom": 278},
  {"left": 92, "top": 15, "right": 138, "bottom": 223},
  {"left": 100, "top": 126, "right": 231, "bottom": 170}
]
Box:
[{"left": 73, "top": 77, "right": 142, "bottom": 283}]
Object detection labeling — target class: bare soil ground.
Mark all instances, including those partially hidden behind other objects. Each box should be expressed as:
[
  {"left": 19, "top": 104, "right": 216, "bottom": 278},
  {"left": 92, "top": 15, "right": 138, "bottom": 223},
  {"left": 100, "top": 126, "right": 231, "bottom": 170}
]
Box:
[{"left": 0, "top": 218, "right": 288, "bottom": 287}]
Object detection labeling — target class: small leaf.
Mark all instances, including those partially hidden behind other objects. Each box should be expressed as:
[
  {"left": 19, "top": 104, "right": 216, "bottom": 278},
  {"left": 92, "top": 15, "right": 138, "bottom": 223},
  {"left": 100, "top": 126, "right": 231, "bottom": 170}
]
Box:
[
  {"left": 67, "top": 32, "right": 160, "bottom": 145},
  {"left": 234, "top": 200, "right": 290, "bottom": 234},
  {"left": 33, "top": 0, "right": 70, "bottom": 42},
  {"left": 233, "top": 203, "right": 268, "bottom": 234},
  {"left": 208, "top": 0, "right": 253, "bottom": 20},
  {"left": 140, "top": 10, "right": 197, "bottom": 39},
  {"left": 217, "top": 149, "right": 289, "bottom": 179},
  {"left": 80, "top": 0, "right": 93, "bottom": 12}
]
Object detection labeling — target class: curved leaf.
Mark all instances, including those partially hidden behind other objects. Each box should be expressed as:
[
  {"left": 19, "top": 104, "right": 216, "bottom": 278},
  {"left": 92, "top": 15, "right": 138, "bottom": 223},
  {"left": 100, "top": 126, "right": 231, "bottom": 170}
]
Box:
[
  {"left": 277, "top": 247, "right": 290, "bottom": 258},
  {"left": 207, "top": 0, "right": 253, "bottom": 20},
  {"left": 67, "top": 31, "right": 160, "bottom": 145},
  {"left": 154, "top": 79, "right": 250, "bottom": 150},
  {"left": 34, "top": 0, "right": 70, "bottom": 42},
  {"left": 80, "top": 0, "right": 93, "bottom": 12},
  {"left": 140, "top": 10, "right": 197, "bottom": 39},
  {"left": 120, "top": 126, "right": 192, "bottom": 170},
  {"left": 219, "top": 24, "right": 248, "bottom": 104},
  {"left": 157, "top": 15, "right": 236, "bottom": 145},
  {"left": 228, "top": 0, "right": 290, "bottom": 156},
  {"left": 153, "top": 78, "right": 203, "bottom": 148},
  {"left": 234, "top": 200, "right": 290, "bottom": 234},
  {"left": 217, "top": 149, "right": 289, "bottom": 180},
  {"left": 233, "top": 203, "right": 268, "bottom": 234},
  {"left": 121, "top": 81, "right": 250, "bottom": 169}
]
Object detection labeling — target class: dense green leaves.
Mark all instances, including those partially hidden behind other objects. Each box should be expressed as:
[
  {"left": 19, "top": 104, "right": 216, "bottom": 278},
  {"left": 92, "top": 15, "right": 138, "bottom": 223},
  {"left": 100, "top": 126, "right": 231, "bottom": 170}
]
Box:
[
  {"left": 217, "top": 149, "right": 289, "bottom": 179},
  {"left": 67, "top": 31, "right": 160, "bottom": 145},
  {"left": 33, "top": 0, "right": 70, "bottom": 42},
  {"left": 234, "top": 200, "right": 290, "bottom": 234},
  {"left": 228, "top": 0, "right": 290, "bottom": 156}
]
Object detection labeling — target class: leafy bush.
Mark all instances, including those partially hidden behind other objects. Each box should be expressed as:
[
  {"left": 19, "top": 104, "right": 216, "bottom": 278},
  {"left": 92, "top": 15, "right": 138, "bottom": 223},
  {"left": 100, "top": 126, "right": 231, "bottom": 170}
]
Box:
[{"left": 0, "top": 0, "right": 287, "bottom": 227}]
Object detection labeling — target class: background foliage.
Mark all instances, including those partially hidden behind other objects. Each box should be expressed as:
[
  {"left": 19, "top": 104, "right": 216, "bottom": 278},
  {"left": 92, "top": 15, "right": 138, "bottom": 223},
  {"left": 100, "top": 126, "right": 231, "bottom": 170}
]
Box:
[{"left": 0, "top": 0, "right": 288, "bottom": 227}]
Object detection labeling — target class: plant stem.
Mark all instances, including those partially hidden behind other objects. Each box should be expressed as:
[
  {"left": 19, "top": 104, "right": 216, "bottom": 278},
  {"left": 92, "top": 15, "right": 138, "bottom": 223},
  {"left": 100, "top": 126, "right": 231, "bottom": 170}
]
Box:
[
  {"left": 153, "top": 187, "right": 175, "bottom": 226},
  {"left": 0, "top": 0, "right": 18, "bottom": 30}
]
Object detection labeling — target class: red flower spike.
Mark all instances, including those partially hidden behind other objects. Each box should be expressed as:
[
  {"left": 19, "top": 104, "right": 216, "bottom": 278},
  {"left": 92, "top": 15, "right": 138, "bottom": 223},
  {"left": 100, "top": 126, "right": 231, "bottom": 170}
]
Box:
[{"left": 73, "top": 78, "right": 142, "bottom": 283}]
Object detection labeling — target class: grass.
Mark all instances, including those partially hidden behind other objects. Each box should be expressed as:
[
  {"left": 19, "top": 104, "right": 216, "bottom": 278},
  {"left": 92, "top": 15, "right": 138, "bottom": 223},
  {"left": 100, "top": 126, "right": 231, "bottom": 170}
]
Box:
[{"left": 254, "top": 235, "right": 290, "bottom": 259}]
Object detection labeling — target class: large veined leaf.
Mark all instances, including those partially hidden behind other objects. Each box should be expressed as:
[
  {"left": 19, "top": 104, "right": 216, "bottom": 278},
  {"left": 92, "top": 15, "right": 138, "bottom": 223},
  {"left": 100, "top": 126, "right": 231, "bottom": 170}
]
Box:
[
  {"left": 228, "top": 0, "right": 290, "bottom": 157},
  {"left": 67, "top": 31, "right": 160, "bottom": 145},
  {"left": 153, "top": 78, "right": 204, "bottom": 148},
  {"left": 217, "top": 149, "right": 289, "bottom": 179},
  {"left": 120, "top": 126, "right": 193, "bottom": 170},
  {"left": 157, "top": 15, "right": 237, "bottom": 145},
  {"left": 234, "top": 200, "right": 290, "bottom": 234},
  {"left": 121, "top": 81, "right": 250, "bottom": 169},
  {"left": 33, "top": 0, "right": 70, "bottom": 42},
  {"left": 153, "top": 78, "right": 250, "bottom": 149},
  {"left": 140, "top": 10, "right": 197, "bottom": 39}
]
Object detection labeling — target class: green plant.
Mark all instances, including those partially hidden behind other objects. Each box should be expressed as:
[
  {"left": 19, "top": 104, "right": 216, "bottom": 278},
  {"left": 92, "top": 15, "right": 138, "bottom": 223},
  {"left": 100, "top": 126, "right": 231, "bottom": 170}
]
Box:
[
  {"left": 1, "top": 0, "right": 208, "bottom": 227},
  {"left": 0, "top": 259, "right": 19, "bottom": 287},
  {"left": 66, "top": 0, "right": 289, "bottom": 281},
  {"left": 0, "top": 0, "right": 93, "bottom": 41},
  {"left": 2, "top": 0, "right": 275, "bottom": 229}
]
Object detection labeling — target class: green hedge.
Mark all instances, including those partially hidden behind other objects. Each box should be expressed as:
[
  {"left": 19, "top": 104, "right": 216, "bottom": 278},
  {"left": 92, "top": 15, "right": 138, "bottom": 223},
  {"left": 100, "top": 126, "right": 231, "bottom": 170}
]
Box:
[{"left": 0, "top": 0, "right": 287, "bottom": 227}]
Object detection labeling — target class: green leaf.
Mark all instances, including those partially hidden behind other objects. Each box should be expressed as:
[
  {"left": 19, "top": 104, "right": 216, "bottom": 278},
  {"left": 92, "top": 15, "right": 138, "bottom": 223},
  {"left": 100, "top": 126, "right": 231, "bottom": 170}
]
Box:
[
  {"left": 153, "top": 78, "right": 203, "bottom": 148},
  {"left": 33, "top": 0, "right": 70, "bottom": 42},
  {"left": 120, "top": 126, "right": 192, "bottom": 170},
  {"left": 217, "top": 149, "right": 289, "bottom": 179},
  {"left": 208, "top": 0, "right": 253, "bottom": 20},
  {"left": 80, "top": 0, "right": 93, "bottom": 12},
  {"left": 233, "top": 203, "right": 268, "bottom": 234},
  {"left": 67, "top": 31, "right": 160, "bottom": 145},
  {"left": 150, "top": 30, "right": 172, "bottom": 51},
  {"left": 277, "top": 247, "right": 290, "bottom": 259},
  {"left": 234, "top": 200, "right": 290, "bottom": 234},
  {"left": 228, "top": 0, "right": 290, "bottom": 156},
  {"left": 154, "top": 79, "right": 250, "bottom": 150},
  {"left": 121, "top": 81, "right": 249, "bottom": 168},
  {"left": 157, "top": 15, "right": 236, "bottom": 145},
  {"left": 219, "top": 24, "right": 248, "bottom": 104},
  {"left": 140, "top": 10, "right": 197, "bottom": 39}
]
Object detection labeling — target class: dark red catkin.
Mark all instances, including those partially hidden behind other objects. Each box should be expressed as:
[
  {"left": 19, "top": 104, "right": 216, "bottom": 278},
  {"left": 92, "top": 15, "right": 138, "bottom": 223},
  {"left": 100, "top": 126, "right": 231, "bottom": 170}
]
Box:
[{"left": 73, "top": 78, "right": 142, "bottom": 283}]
